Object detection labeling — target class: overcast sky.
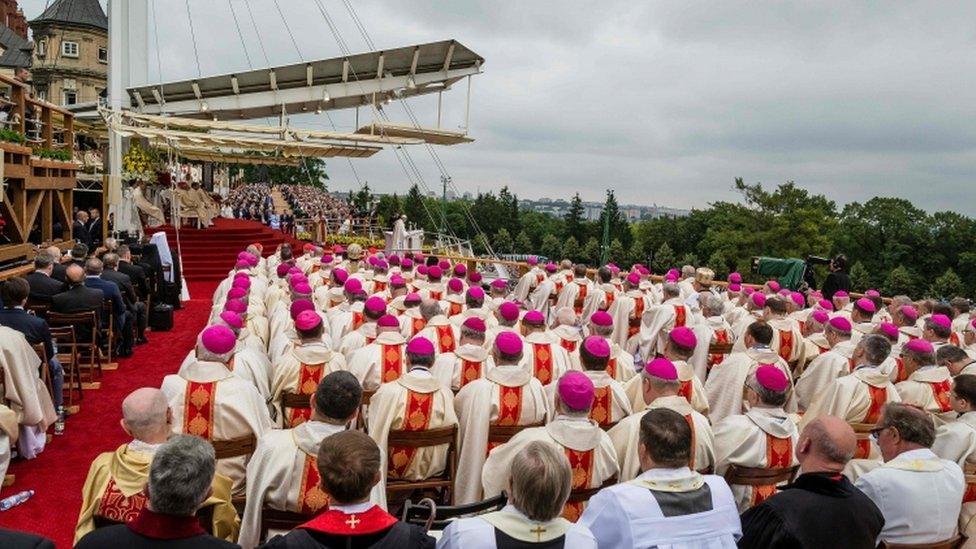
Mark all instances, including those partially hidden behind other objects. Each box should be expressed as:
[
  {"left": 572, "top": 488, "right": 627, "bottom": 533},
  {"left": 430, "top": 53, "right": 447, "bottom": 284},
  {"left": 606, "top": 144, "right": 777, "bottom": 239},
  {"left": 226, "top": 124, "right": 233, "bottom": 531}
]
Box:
[{"left": 22, "top": 1, "right": 976, "bottom": 214}]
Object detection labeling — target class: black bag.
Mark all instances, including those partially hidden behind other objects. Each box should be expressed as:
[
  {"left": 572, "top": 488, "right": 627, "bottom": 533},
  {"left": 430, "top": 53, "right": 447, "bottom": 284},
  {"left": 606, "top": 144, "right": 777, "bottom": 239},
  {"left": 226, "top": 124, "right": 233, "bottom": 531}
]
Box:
[
  {"left": 160, "top": 281, "right": 180, "bottom": 307},
  {"left": 149, "top": 303, "right": 174, "bottom": 331}
]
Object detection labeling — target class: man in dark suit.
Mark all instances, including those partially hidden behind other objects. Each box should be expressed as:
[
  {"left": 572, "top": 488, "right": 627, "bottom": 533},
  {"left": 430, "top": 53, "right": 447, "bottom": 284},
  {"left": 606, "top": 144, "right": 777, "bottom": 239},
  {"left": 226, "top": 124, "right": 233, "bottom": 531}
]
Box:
[
  {"left": 51, "top": 264, "right": 105, "bottom": 337},
  {"left": 118, "top": 245, "right": 150, "bottom": 300},
  {"left": 0, "top": 529, "right": 55, "bottom": 549},
  {"left": 0, "top": 277, "right": 65, "bottom": 427},
  {"left": 85, "top": 207, "right": 103, "bottom": 247},
  {"left": 24, "top": 252, "right": 66, "bottom": 302},
  {"left": 83, "top": 257, "right": 133, "bottom": 357},
  {"left": 43, "top": 245, "right": 68, "bottom": 283},
  {"left": 72, "top": 210, "right": 92, "bottom": 248},
  {"left": 67, "top": 243, "right": 88, "bottom": 269},
  {"left": 102, "top": 252, "right": 147, "bottom": 345}
]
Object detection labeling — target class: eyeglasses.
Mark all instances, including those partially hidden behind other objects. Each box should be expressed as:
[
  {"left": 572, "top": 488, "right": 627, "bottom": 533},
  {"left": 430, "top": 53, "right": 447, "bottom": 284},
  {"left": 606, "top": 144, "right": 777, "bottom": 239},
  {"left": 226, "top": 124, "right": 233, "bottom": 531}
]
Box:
[{"left": 870, "top": 426, "right": 890, "bottom": 441}]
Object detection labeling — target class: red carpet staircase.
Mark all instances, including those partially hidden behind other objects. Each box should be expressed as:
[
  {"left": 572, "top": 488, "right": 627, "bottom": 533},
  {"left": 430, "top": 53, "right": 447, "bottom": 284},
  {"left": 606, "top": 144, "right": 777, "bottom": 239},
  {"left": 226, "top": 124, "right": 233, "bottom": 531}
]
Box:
[{"left": 155, "top": 218, "right": 304, "bottom": 281}]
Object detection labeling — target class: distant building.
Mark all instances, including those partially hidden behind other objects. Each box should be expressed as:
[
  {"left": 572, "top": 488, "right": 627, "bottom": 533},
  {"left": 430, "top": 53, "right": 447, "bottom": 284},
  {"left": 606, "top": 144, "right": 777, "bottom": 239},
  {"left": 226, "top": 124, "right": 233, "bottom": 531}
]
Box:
[
  {"left": 0, "top": 0, "right": 30, "bottom": 76},
  {"left": 29, "top": 0, "right": 107, "bottom": 106},
  {"left": 0, "top": 0, "right": 26, "bottom": 38}
]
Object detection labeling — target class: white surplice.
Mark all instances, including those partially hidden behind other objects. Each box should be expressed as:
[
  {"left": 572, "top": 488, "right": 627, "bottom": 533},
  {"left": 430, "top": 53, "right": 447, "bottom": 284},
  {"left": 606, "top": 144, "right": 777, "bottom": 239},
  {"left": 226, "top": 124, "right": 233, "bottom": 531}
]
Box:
[
  {"left": 0, "top": 326, "right": 57, "bottom": 434},
  {"left": 704, "top": 347, "right": 795, "bottom": 424},
  {"left": 690, "top": 315, "right": 736, "bottom": 383},
  {"left": 895, "top": 365, "right": 955, "bottom": 423},
  {"left": 519, "top": 331, "right": 572, "bottom": 386},
  {"left": 624, "top": 359, "right": 709, "bottom": 416},
  {"left": 270, "top": 343, "right": 346, "bottom": 426},
  {"left": 346, "top": 332, "right": 408, "bottom": 390},
  {"left": 794, "top": 339, "right": 857, "bottom": 410},
  {"left": 430, "top": 344, "right": 493, "bottom": 391},
  {"left": 178, "top": 347, "right": 272, "bottom": 403},
  {"left": 437, "top": 504, "right": 597, "bottom": 549}
]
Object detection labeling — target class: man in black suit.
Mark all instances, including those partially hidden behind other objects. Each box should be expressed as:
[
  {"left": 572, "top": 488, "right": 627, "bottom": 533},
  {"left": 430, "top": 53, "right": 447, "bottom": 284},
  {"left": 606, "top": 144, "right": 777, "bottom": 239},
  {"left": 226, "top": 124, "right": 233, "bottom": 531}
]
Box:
[
  {"left": 0, "top": 277, "right": 65, "bottom": 427},
  {"left": 117, "top": 245, "right": 150, "bottom": 300},
  {"left": 67, "top": 243, "right": 88, "bottom": 269},
  {"left": 24, "top": 252, "right": 66, "bottom": 302},
  {"left": 103, "top": 252, "right": 147, "bottom": 345},
  {"left": 0, "top": 529, "right": 55, "bottom": 549},
  {"left": 51, "top": 264, "right": 105, "bottom": 336},
  {"left": 43, "top": 245, "right": 68, "bottom": 283},
  {"left": 83, "top": 257, "right": 133, "bottom": 357},
  {"left": 72, "top": 210, "right": 92, "bottom": 248},
  {"left": 85, "top": 207, "right": 103, "bottom": 247}
]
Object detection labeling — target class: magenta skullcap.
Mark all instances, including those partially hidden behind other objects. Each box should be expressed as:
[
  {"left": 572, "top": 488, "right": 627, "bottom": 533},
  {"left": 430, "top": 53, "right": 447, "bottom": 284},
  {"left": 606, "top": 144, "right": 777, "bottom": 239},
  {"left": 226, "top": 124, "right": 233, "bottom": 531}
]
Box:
[
  {"left": 232, "top": 277, "right": 251, "bottom": 290},
  {"left": 751, "top": 292, "right": 767, "bottom": 308},
  {"left": 728, "top": 283, "right": 741, "bottom": 292},
  {"left": 290, "top": 299, "right": 314, "bottom": 320},
  {"left": 729, "top": 272, "right": 743, "bottom": 283},
  {"left": 666, "top": 268, "right": 679, "bottom": 279},
  {"left": 469, "top": 272, "right": 483, "bottom": 283},
  {"left": 292, "top": 282, "right": 312, "bottom": 295},
  {"left": 219, "top": 311, "right": 243, "bottom": 330},
  {"left": 778, "top": 289, "right": 791, "bottom": 297},
  {"left": 499, "top": 301, "right": 520, "bottom": 322},
  {"left": 523, "top": 310, "right": 546, "bottom": 325},
  {"left": 557, "top": 371, "right": 595, "bottom": 411},
  {"left": 644, "top": 357, "right": 678, "bottom": 381},
  {"left": 790, "top": 292, "right": 805, "bottom": 308},
  {"left": 638, "top": 266, "right": 650, "bottom": 276},
  {"left": 755, "top": 365, "right": 789, "bottom": 392},
  {"left": 454, "top": 264, "right": 467, "bottom": 276},
  {"left": 590, "top": 311, "right": 613, "bottom": 327},
  {"left": 545, "top": 263, "right": 558, "bottom": 273},
  {"left": 467, "top": 286, "right": 486, "bottom": 300},
  {"left": 407, "top": 336, "right": 435, "bottom": 356},
  {"left": 626, "top": 272, "right": 640, "bottom": 285},
  {"left": 332, "top": 269, "right": 349, "bottom": 284},
  {"left": 332, "top": 244, "right": 345, "bottom": 254},
  {"left": 224, "top": 300, "right": 246, "bottom": 313},
  {"left": 401, "top": 258, "right": 414, "bottom": 269},
  {"left": 900, "top": 305, "right": 919, "bottom": 321},
  {"left": 227, "top": 287, "right": 247, "bottom": 300},
  {"left": 828, "top": 316, "right": 852, "bottom": 333},
  {"left": 809, "top": 290, "right": 823, "bottom": 299},
  {"left": 744, "top": 287, "right": 756, "bottom": 296},
  {"left": 344, "top": 278, "right": 363, "bottom": 294},
  {"left": 491, "top": 279, "right": 507, "bottom": 289},
  {"left": 582, "top": 336, "right": 611, "bottom": 359},
  {"left": 377, "top": 314, "right": 400, "bottom": 328},
  {"left": 321, "top": 254, "right": 334, "bottom": 264},
  {"left": 767, "top": 280, "right": 781, "bottom": 292},
  {"left": 201, "top": 325, "right": 236, "bottom": 355},
  {"left": 404, "top": 292, "right": 422, "bottom": 305},
  {"left": 495, "top": 331, "right": 523, "bottom": 355},
  {"left": 448, "top": 278, "right": 464, "bottom": 292},
  {"left": 905, "top": 338, "right": 934, "bottom": 354},
  {"left": 388, "top": 254, "right": 401, "bottom": 265},
  {"left": 971, "top": 318, "right": 976, "bottom": 331},
  {"left": 811, "top": 310, "right": 829, "bottom": 324},
  {"left": 438, "top": 259, "right": 451, "bottom": 270},
  {"left": 818, "top": 299, "right": 833, "bottom": 310},
  {"left": 295, "top": 310, "right": 322, "bottom": 331},
  {"left": 390, "top": 275, "right": 406, "bottom": 288},
  {"left": 247, "top": 254, "right": 259, "bottom": 267},
  {"left": 428, "top": 266, "right": 443, "bottom": 279},
  {"left": 526, "top": 256, "right": 538, "bottom": 266},
  {"left": 234, "top": 260, "right": 249, "bottom": 269},
  {"left": 608, "top": 265, "right": 621, "bottom": 275},
  {"left": 234, "top": 271, "right": 249, "bottom": 279},
  {"left": 930, "top": 314, "right": 952, "bottom": 330},
  {"left": 855, "top": 297, "right": 877, "bottom": 314},
  {"left": 417, "top": 265, "right": 429, "bottom": 276},
  {"left": 413, "top": 252, "right": 425, "bottom": 262},
  {"left": 665, "top": 273, "right": 679, "bottom": 283},
  {"left": 865, "top": 289, "right": 881, "bottom": 297},
  {"left": 833, "top": 291, "right": 849, "bottom": 299},
  {"left": 879, "top": 322, "right": 900, "bottom": 340},
  {"left": 288, "top": 266, "right": 303, "bottom": 276},
  {"left": 463, "top": 317, "right": 487, "bottom": 332},
  {"left": 375, "top": 260, "right": 389, "bottom": 271},
  {"left": 364, "top": 296, "right": 387, "bottom": 315},
  {"left": 366, "top": 255, "right": 378, "bottom": 267},
  {"left": 237, "top": 251, "right": 250, "bottom": 260},
  {"left": 669, "top": 326, "right": 697, "bottom": 349}
]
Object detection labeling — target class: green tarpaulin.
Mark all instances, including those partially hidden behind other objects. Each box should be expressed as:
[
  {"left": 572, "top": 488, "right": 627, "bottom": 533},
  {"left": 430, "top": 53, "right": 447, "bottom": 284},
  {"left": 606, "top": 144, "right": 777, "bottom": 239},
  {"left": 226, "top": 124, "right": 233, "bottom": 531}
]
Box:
[{"left": 757, "top": 257, "right": 806, "bottom": 291}]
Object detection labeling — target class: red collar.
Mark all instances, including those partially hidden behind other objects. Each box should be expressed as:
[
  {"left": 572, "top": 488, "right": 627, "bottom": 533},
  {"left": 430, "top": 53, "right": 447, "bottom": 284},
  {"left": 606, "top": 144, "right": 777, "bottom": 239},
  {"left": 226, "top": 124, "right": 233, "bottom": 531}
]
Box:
[
  {"left": 300, "top": 505, "right": 398, "bottom": 536},
  {"left": 127, "top": 508, "right": 206, "bottom": 540}
]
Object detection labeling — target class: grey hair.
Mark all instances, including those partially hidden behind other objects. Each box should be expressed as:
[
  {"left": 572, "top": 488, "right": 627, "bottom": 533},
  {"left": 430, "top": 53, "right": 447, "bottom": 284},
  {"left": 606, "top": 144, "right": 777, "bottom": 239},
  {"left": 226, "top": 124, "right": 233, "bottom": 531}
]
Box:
[
  {"left": 703, "top": 295, "right": 725, "bottom": 317},
  {"left": 858, "top": 335, "right": 891, "bottom": 366},
  {"left": 554, "top": 307, "right": 577, "bottom": 327},
  {"left": 589, "top": 323, "right": 613, "bottom": 337},
  {"left": 509, "top": 441, "right": 572, "bottom": 522},
  {"left": 891, "top": 295, "right": 913, "bottom": 308},
  {"left": 195, "top": 336, "right": 234, "bottom": 364},
  {"left": 681, "top": 265, "right": 695, "bottom": 277},
  {"left": 33, "top": 253, "right": 54, "bottom": 270},
  {"left": 419, "top": 299, "right": 442, "bottom": 321},
  {"left": 459, "top": 326, "right": 486, "bottom": 343},
  {"left": 882, "top": 403, "right": 936, "bottom": 448},
  {"left": 662, "top": 283, "right": 680, "bottom": 298},
  {"left": 149, "top": 435, "right": 215, "bottom": 516}
]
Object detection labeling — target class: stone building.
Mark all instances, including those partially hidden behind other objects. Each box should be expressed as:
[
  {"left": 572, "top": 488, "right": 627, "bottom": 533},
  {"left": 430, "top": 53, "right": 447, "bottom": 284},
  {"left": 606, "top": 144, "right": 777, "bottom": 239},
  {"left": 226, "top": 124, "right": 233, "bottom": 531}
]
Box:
[{"left": 29, "top": 0, "right": 107, "bottom": 106}]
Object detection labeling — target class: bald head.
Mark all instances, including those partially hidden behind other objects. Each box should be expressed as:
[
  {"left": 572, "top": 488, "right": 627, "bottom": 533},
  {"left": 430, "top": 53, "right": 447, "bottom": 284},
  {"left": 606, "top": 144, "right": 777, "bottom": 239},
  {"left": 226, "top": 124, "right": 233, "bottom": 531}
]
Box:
[
  {"left": 45, "top": 245, "right": 62, "bottom": 260},
  {"left": 799, "top": 416, "right": 856, "bottom": 470},
  {"left": 121, "top": 388, "right": 171, "bottom": 443},
  {"left": 65, "top": 264, "right": 85, "bottom": 284}
]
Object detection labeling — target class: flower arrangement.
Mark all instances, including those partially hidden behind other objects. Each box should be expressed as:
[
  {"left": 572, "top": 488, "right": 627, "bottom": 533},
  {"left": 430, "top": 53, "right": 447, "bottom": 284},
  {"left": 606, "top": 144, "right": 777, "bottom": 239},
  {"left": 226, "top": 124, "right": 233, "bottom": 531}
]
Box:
[
  {"left": 121, "top": 142, "right": 162, "bottom": 181},
  {"left": 323, "top": 234, "right": 385, "bottom": 248}
]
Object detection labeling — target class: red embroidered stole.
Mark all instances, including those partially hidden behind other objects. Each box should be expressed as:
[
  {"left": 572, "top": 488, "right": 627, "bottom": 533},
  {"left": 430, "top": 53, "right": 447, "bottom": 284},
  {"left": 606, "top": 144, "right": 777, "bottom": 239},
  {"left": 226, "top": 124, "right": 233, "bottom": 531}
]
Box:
[
  {"left": 532, "top": 343, "right": 554, "bottom": 385},
  {"left": 96, "top": 479, "right": 148, "bottom": 525},
  {"left": 299, "top": 505, "right": 397, "bottom": 535},
  {"left": 951, "top": 332, "right": 961, "bottom": 346},
  {"left": 684, "top": 414, "right": 697, "bottom": 470},
  {"left": 311, "top": 264, "right": 320, "bottom": 273},
  {"left": 487, "top": 386, "right": 523, "bottom": 455},
  {"left": 894, "top": 357, "right": 908, "bottom": 382},
  {"left": 388, "top": 391, "right": 434, "bottom": 479},
  {"left": 604, "top": 291, "right": 615, "bottom": 308},
  {"left": 590, "top": 386, "right": 612, "bottom": 426},
  {"left": 411, "top": 317, "right": 427, "bottom": 336},
  {"left": 561, "top": 448, "right": 595, "bottom": 521},
  {"left": 709, "top": 331, "right": 729, "bottom": 368},
  {"left": 183, "top": 381, "right": 217, "bottom": 440},
  {"left": 536, "top": 273, "right": 545, "bottom": 284},
  {"left": 854, "top": 385, "right": 888, "bottom": 459},
  {"left": 448, "top": 302, "right": 463, "bottom": 317},
  {"left": 381, "top": 345, "right": 404, "bottom": 383},
  {"left": 297, "top": 454, "right": 329, "bottom": 514},
  {"left": 818, "top": 345, "right": 830, "bottom": 355},
  {"left": 606, "top": 357, "right": 617, "bottom": 379},
  {"left": 751, "top": 434, "right": 794, "bottom": 506},
  {"left": 559, "top": 338, "right": 577, "bottom": 353},
  {"left": 673, "top": 305, "right": 686, "bottom": 328},
  {"left": 965, "top": 481, "right": 976, "bottom": 504},
  {"left": 289, "top": 362, "right": 326, "bottom": 426},
  {"left": 930, "top": 379, "right": 952, "bottom": 413},
  {"left": 435, "top": 325, "right": 457, "bottom": 353},
  {"left": 373, "top": 281, "right": 387, "bottom": 293},
  {"left": 430, "top": 291, "right": 443, "bottom": 300},
  {"left": 848, "top": 357, "right": 857, "bottom": 373},
  {"left": 460, "top": 359, "right": 483, "bottom": 388},
  {"left": 351, "top": 311, "right": 364, "bottom": 331},
  {"left": 778, "top": 330, "right": 794, "bottom": 362},
  {"left": 574, "top": 284, "right": 588, "bottom": 315},
  {"left": 555, "top": 280, "right": 565, "bottom": 294},
  {"left": 677, "top": 379, "right": 693, "bottom": 405},
  {"left": 628, "top": 297, "right": 645, "bottom": 338}
]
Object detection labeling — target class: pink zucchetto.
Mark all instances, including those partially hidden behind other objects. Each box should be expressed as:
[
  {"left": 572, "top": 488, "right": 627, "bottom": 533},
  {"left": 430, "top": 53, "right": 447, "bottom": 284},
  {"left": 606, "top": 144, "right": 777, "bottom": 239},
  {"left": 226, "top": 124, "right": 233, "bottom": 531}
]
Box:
[
  {"left": 608, "top": 265, "right": 621, "bottom": 275},
  {"left": 865, "top": 289, "right": 881, "bottom": 297},
  {"left": 545, "top": 263, "right": 558, "bottom": 273},
  {"left": 638, "top": 266, "right": 650, "bottom": 276},
  {"left": 390, "top": 275, "right": 406, "bottom": 288},
  {"left": 417, "top": 265, "right": 429, "bottom": 276},
  {"left": 367, "top": 256, "right": 378, "bottom": 267},
  {"left": 590, "top": 311, "right": 613, "bottom": 327},
  {"left": 463, "top": 317, "right": 487, "bottom": 332},
  {"left": 582, "top": 336, "right": 611, "bottom": 359},
  {"left": 728, "top": 283, "right": 741, "bottom": 292},
  {"left": 290, "top": 299, "right": 314, "bottom": 320},
  {"left": 811, "top": 310, "right": 829, "bottom": 324},
  {"left": 438, "top": 259, "right": 451, "bottom": 270},
  {"left": 321, "top": 254, "right": 334, "bottom": 264},
  {"left": 494, "top": 331, "right": 523, "bottom": 355},
  {"left": 904, "top": 338, "right": 934, "bottom": 354},
  {"left": 526, "top": 256, "right": 539, "bottom": 266},
  {"left": 388, "top": 254, "right": 401, "bottom": 265},
  {"left": 523, "top": 310, "right": 545, "bottom": 326},
  {"left": 930, "top": 314, "right": 952, "bottom": 330},
  {"left": 744, "top": 287, "right": 756, "bottom": 296},
  {"left": 227, "top": 287, "right": 247, "bottom": 300},
  {"left": 375, "top": 260, "right": 389, "bottom": 271},
  {"left": 234, "top": 260, "right": 249, "bottom": 269},
  {"left": 491, "top": 279, "right": 508, "bottom": 289},
  {"left": 767, "top": 281, "right": 781, "bottom": 292},
  {"left": 971, "top": 318, "right": 976, "bottom": 331},
  {"left": 295, "top": 310, "right": 322, "bottom": 331},
  {"left": 413, "top": 252, "right": 425, "bottom": 262},
  {"left": 557, "top": 371, "right": 595, "bottom": 411},
  {"left": 469, "top": 272, "right": 483, "bottom": 284},
  {"left": 755, "top": 365, "right": 789, "bottom": 392},
  {"left": 428, "top": 266, "right": 443, "bottom": 279},
  {"left": 364, "top": 296, "right": 387, "bottom": 315},
  {"left": 879, "top": 322, "right": 900, "bottom": 340},
  {"left": 344, "top": 279, "right": 363, "bottom": 294},
  {"left": 406, "top": 336, "right": 435, "bottom": 356},
  {"left": 332, "top": 269, "right": 349, "bottom": 285},
  {"left": 855, "top": 298, "right": 877, "bottom": 314},
  {"left": 292, "top": 283, "right": 312, "bottom": 296},
  {"left": 200, "top": 325, "right": 236, "bottom": 355},
  {"left": 833, "top": 291, "right": 849, "bottom": 299},
  {"left": 448, "top": 278, "right": 464, "bottom": 292},
  {"left": 790, "top": 292, "right": 805, "bottom": 308},
  {"left": 454, "top": 264, "right": 467, "bottom": 276},
  {"left": 828, "top": 316, "right": 852, "bottom": 333},
  {"left": 377, "top": 315, "right": 401, "bottom": 328},
  {"left": 900, "top": 305, "right": 919, "bottom": 321},
  {"left": 626, "top": 273, "right": 640, "bottom": 286},
  {"left": 729, "top": 272, "right": 743, "bottom": 284},
  {"left": 467, "top": 287, "right": 486, "bottom": 300},
  {"left": 643, "top": 357, "right": 678, "bottom": 381},
  {"left": 288, "top": 267, "right": 303, "bottom": 276},
  {"left": 219, "top": 311, "right": 243, "bottom": 330},
  {"left": 669, "top": 326, "right": 697, "bottom": 350},
  {"left": 234, "top": 271, "right": 249, "bottom": 279},
  {"left": 818, "top": 299, "right": 833, "bottom": 310},
  {"left": 751, "top": 292, "right": 767, "bottom": 308},
  {"left": 224, "top": 300, "right": 246, "bottom": 313},
  {"left": 404, "top": 293, "right": 422, "bottom": 305},
  {"left": 499, "top": 302, "right": 520, "bottom": 322},
  {"left": 778, "top": 289, "right": 791, "bottom": 298},
  {"left": 232, "top": 277, "right": 251, "bottom": 290}
]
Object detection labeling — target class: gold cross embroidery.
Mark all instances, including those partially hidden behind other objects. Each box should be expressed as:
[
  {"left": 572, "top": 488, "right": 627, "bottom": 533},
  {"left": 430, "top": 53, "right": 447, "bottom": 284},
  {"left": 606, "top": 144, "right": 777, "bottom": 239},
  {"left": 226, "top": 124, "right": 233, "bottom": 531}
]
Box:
[
  {"left": 530, "top": 525, "right": 546, "bottom": 541},
  {"left": 345, "top": 515, "right": 361, "bottom": 529}
]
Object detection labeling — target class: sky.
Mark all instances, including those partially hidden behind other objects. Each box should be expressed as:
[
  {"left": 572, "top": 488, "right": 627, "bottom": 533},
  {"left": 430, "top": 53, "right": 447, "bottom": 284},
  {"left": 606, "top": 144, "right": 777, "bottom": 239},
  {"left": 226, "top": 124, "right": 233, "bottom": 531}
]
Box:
[{"left": 21, "top": 1, "right": 976, "bottom": 214}]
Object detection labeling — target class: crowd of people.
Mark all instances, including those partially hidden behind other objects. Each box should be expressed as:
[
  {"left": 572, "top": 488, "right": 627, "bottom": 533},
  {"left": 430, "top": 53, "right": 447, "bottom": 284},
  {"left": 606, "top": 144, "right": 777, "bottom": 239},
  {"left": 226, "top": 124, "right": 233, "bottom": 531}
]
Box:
[
  {"left": 5, "top": 244, "right": 976, "bottom": 547},
  {"left": 278, "top": 184, "right": 352, "bottom": 221}
]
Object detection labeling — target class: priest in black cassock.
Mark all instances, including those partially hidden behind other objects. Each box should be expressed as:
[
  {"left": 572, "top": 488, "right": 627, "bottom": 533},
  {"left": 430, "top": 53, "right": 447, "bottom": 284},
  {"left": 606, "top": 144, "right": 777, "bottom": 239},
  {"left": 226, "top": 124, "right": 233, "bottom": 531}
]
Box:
[
  {"left": 261, "top": 430, "right": 433, "bottom": 549},
  {"left": 738, "top": 416, "right": 884, "bottom": 549}
]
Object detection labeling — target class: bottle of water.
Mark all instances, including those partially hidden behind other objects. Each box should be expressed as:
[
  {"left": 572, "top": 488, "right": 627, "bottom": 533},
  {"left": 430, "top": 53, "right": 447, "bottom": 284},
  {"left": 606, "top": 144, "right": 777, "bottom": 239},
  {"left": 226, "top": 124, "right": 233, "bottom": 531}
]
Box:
[{"left": 0, "top": 490, "right": 34, "bottom": 511}]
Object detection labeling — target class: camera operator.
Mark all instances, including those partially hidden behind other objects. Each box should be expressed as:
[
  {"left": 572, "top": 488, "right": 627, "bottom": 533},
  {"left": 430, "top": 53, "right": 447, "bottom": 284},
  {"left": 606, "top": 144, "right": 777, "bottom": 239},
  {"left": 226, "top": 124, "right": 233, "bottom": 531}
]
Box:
[{"left": 821, "top": 254, "right": 851, "bottom": 301}]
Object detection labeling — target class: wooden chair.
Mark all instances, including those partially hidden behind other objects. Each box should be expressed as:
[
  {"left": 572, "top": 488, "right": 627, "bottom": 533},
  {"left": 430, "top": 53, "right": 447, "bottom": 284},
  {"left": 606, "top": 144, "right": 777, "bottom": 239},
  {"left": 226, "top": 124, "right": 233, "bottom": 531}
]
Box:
[
  {"left": 259, "top": 508, "right": 316, "bottom": 544},
  {"left": 356, "top": 389, "right": 376, "bottom": 431},
  {"left": 487, "top": 421, "right": 545, "bottom": 447},
  {"left": 50, "top": 325, "right": 82, "bottom": 408},
  {"left": 567, "top": 475, "right": 617, "bottom": 506},
  {"left": 47, "top": 311, "right": 101, "bottom": 387},
  {"left": 723, "top": 464, "right": 799, "bottom": 490},
  {"left": 93, "top": 503, "right": 216, "bottom": 535},
  {"left": 212, "top": 434, "right": 258, "bottom": 461},
  {"left": 401, "top": 492, "right": 508, "bottom": 531},
  {"left": 101, "top": 301, "right": 117, "bottom": 367},
  {"left": 879, "top": 536, "right": 964, "bottom": 549},
  {"left": 280, "top": 391, "right": 311, "bottom": 423},
  {"left": 386, "top": 425, "right": 458, "bottom": 505},
  {"left": 30, "top": 342, "right": 54, "bottom": 402},
  {"left": 26, "top": 300, "right": 50, "bottom": 319}
]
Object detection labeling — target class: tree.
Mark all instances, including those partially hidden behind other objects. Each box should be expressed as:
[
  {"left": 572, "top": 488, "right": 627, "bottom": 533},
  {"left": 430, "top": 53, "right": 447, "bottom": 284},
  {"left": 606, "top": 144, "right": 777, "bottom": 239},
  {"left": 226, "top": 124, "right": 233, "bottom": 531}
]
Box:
[
  {"left": 707, "top": 250, "right": 729, "bottom": 278},
  {"left": 883, "top": 265, "right": 921, "bottom": 297},
  {"left": 929, "top": 268, "right": 965, "bottom": 300},
  {"left": 541, "top": 234, "right": 562, "bottom": 262},
  {"left": 564, "top": 193, "right": 585, "bottom": 240},
  {"left": 375, "top": 193, "right": 401, "bottom": 228},
  {"left": 403, "top": 184, "right": 428, "bottom": 231},
  {"left": 628, "top": 242, "right": 647, "bottom": 268},
  {"left": 493, "top": 228, "right": 513, "bottom": 254},
  {"left": 679, "top": 253, "right": 700, "bottom": 268},
  {"left": 241, "top": 157, "right": 329, "bottom": 189},
  {"left": 352, "top": 182, "right": 373, "bottom": 213},
  {"left": 848, "top": 262, "right": 871, "bottom": 293},
  {"left": 498, "top": 186, "right": 521, "bottom": 236},
  {"left": 562, "top": 236, "right": 581, "bottom": 263},
  {"left": 515, "top": 231, "right": 533, "bottom": 255},
  {"left": 581, "top": 237, "right": 601, "bottom": 265},
  {"left": 608, "top": 239, "right": 626, "bottom": 264},
  {"left": 598, "top": 189, "right": 633, "bottom": 249},
  {"left": 653, "top": 242, "right": 676, "bottom": 273}
]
